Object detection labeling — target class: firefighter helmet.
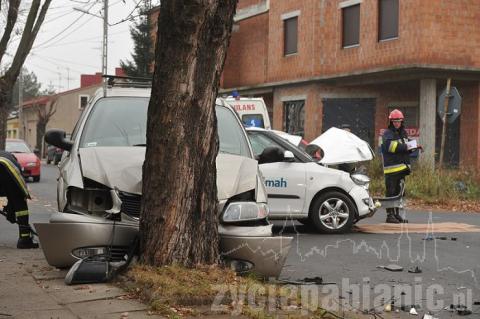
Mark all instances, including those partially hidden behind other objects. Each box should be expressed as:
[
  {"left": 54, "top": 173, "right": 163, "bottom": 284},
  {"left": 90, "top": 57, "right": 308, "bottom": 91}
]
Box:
[{"left": 389, "top": 109, "right": 404, "bottom": 121}]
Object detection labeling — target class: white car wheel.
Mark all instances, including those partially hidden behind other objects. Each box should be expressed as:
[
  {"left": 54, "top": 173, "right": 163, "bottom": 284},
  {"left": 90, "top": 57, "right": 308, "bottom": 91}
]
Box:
[{"left": 311, "top": 191, "right": 355, "bottom": 233}]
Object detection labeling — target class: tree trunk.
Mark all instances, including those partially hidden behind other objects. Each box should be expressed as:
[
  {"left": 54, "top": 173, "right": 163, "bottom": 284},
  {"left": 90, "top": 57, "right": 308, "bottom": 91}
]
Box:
[
  {"left": 0, "top": 79, "right": 14, "bottom": 150},
  {"left": 36, "top": 120, "right": 46, "bottom": 157},
  {"left": 140, "top": 0, "right": 237, "bottom": 267}
]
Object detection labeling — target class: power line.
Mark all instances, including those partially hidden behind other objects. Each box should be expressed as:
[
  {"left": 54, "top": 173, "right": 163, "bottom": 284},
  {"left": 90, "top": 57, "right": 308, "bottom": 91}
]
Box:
[
  {"left": 33, "top": 14, "right": 97, "bottom": 50},
  {"left": 30, "top": 52, "right": 99, "bottom": 70},
  {"left": 33, "top": 1, "right": 98, "bottom": 49}
]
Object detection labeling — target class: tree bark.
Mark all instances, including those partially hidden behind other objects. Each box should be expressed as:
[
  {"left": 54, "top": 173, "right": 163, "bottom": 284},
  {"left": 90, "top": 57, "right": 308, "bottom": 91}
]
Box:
[
  {"left": 0, "top": 0, "right": 51, "bottom": 149},
  {"left": 140, "top": 0, "right": 238, "bottom": 267}
]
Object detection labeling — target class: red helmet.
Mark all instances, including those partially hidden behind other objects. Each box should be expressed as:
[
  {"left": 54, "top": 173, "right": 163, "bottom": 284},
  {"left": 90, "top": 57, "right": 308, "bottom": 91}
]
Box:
[{"left": 389, "top": 109, "right": 404, "bottom": 120}]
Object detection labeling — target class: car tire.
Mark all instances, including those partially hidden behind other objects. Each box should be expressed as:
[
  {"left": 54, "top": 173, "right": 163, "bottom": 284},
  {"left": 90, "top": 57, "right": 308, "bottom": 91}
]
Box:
[
  {"left": 33, "top": 176, "right": 40, "bottom": 182},
  {"left": 310, "top": 191, "right": 356, "bottom": 234}
]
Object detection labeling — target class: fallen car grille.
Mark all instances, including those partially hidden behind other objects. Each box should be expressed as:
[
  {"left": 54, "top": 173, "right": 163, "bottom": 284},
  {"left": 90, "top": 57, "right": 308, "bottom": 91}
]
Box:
[
  {"left": 109, "top": 246, "right": 130, "bottom": 262},
  {"left": 118, "top": 192, "right": 141, "bottom": 218}
]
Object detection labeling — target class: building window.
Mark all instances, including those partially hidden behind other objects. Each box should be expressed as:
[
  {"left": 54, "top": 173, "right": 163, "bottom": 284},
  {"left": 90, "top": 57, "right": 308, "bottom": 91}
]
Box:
[
  {"left": 379, "top": 0, "right": 399, "bottom": 41},
  {"left": 283, "top": 100, "right": 305, "bottom": 136},
  {"left": 284, "top": 17, "right": 298, "bottom": 55},
  {"left": 342, "top": 4, "right": 360, "bottom": 47},
  {"left": 79, "top": 95, "right": 89, "bottom": 109}
]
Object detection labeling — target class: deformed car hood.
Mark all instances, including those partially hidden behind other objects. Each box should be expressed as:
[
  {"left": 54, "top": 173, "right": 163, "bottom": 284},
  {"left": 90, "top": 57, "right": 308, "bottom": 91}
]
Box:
[
  {"left": 80, "top": 147, "right": 145, "bottom": 194},
  {"left": 309, "top": 127, "right": 375, "bottom": 165},
  {"left": 79, "top": 148, "right": 258, "bottom": 200}
]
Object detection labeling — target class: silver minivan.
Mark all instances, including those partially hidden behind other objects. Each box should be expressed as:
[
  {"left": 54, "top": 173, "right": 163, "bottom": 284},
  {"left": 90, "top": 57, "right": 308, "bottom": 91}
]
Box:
[{"left": 36, "top": 85, "right": 292, "bottom": 278}]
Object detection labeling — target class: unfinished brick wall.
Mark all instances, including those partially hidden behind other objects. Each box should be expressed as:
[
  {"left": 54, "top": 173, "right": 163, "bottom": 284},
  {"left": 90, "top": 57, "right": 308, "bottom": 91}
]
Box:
[{"left": 224, "top": 0, "right": 480, "bottom": 87}]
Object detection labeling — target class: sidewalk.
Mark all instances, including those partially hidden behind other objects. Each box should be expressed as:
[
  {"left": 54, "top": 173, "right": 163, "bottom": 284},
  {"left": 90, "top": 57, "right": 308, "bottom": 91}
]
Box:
[{"left": 0, "top": 246, "right": 164, "bottom": 319}]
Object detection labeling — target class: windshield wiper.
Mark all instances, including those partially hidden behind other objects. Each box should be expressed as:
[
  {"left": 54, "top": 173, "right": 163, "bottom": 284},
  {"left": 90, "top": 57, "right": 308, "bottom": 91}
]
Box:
[{"left": 132, "top": 144, "right": 146, "bottom": 147}]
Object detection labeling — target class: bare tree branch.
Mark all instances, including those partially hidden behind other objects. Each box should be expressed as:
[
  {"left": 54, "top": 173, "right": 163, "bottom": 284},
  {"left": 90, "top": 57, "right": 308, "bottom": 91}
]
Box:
[
  {"left": 5, "top": 0, "right": 51, "bottom": 82},
  {"left": 0, "top": 0, "right": 21, "bottom": 65}
]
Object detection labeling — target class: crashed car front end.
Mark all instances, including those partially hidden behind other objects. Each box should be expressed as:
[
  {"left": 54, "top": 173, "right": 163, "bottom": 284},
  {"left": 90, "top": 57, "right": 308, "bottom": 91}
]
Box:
[{"left": 36, "top": 150, "right": 292, "bottom": 278}]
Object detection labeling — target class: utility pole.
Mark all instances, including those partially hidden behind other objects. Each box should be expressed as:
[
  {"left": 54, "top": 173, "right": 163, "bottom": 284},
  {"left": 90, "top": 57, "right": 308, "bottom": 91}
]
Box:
[
  {"left": 439, "top": 78, "right": 451, "bottom": 170},
  {"left": 74, "top": 1, "right": 109, "bottom": 96},
  {"left": 18, "top": 69, "right": 24, "bottom": 139},
  {"left": 102, "top": 0, "right": 109, "bottom": 96}
]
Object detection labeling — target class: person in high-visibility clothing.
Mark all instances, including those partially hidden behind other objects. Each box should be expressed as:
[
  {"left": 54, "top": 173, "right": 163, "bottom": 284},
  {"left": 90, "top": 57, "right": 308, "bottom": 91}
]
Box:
[
  {"left": 381, "top": 109, "right": 422, "bottom": 223},
  {"left": 0, "top": 150, "right": 39, "bottom": 249}
]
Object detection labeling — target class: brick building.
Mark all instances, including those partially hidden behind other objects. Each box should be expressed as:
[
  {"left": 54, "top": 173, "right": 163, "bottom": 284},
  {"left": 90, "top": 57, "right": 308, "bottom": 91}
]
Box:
[{"left": 218, "top": 0, "right": 480, "bottom": 170}]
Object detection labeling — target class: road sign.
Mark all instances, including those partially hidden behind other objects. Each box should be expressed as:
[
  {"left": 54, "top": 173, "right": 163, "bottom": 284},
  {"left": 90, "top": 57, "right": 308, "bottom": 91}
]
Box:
[{"left": 437, "top": 86, "right": 462, "bottom": 123}]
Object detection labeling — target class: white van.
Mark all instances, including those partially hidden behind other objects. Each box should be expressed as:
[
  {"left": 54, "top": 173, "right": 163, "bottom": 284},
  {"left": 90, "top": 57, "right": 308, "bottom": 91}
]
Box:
[{"left": 225, "top": 96, "right": 271, "bottom": 129}]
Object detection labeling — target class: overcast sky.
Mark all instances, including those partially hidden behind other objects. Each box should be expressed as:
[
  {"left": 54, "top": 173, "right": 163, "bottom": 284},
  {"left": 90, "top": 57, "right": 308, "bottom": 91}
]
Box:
[{"left": 5, "top": 0, "right": 158, "bottom": 92}]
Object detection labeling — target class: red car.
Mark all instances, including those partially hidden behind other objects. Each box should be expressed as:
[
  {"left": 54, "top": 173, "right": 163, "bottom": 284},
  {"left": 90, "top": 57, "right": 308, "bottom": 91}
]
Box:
[{"left": 6, "top": 139, "right": 41, "bottom": 182}]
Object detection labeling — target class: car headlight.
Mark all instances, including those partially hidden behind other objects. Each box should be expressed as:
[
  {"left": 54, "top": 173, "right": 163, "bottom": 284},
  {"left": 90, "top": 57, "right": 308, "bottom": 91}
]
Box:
[
  {"left": 26, "top": 162, "right": 37, "bottom": 167},
  {"left": 67, "top": 187, "right": 113, "bottom": 215},
  {"left": 222, "top": 202, "right": 269, "bottom": 223},
  {"left": 351, "top": 173, "right": 370, "bottom": 189}
]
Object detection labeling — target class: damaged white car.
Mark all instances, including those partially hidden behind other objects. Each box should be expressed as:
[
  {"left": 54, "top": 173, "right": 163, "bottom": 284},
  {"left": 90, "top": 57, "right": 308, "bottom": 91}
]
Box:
[
  {"left": 246, "top": 127, "right": 378, "bottom": 233},
  {"left": 36, "top": 84, "right": 292, "bottom": 278}
]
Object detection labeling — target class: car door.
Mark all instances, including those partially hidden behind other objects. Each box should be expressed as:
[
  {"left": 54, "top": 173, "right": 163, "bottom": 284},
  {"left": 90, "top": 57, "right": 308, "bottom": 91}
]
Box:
[{"left": 247, "top": 131, "right": 306, "bottom": 216}]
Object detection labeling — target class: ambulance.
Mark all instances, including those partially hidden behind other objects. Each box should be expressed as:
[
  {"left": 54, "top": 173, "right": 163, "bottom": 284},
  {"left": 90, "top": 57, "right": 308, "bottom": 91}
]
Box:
[{"left": 225, "top": 96, "right": 271, "bottom": 129}]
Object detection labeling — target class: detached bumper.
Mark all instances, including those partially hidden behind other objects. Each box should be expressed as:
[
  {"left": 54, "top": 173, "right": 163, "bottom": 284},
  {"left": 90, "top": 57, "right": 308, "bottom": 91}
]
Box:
[{"left": 35, "top": 213, "right": 292, "bottom": 278}]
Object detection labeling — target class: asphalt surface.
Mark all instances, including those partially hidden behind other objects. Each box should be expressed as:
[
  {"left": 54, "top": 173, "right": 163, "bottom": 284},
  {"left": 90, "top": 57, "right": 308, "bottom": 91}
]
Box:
[
  {"left": 1, "top": 163, "right": 479, "bottom": 317},
  {"left": 274, "top": 212, "right": 480, "bottom": 316}
]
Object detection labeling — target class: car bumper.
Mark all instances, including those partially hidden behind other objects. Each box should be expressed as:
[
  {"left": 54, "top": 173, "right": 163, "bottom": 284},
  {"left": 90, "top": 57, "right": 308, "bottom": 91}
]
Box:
[
  {"left": 35, "top": 213, "right": 293, "bottom": 278},
  {"left": 349, "top": 186, "right": 377, "bottom": 218},
  {"left": 22, "top": 166, "right": 40, "bottom": 177}
]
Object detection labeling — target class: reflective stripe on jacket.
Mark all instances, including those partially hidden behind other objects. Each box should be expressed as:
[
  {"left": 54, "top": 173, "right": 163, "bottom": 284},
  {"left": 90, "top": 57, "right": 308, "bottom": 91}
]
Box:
[
  {"left": 0, "top": 153, "right": 30, "bottom": 199},
  {"left": 381, "top": 126, "right": 411, "bottom": 176}
]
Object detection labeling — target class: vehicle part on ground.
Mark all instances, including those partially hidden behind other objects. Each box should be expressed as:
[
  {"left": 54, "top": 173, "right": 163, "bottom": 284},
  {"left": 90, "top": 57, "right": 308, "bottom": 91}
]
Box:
[
  {"left": 310, "top": 191, "right": 355, "bottom": 233},
  {"left": 408, "top": 266, "right": 422, "bottom": 273},
  {"left": 376, "top": 264, "right": 404, "bottom": 272}
]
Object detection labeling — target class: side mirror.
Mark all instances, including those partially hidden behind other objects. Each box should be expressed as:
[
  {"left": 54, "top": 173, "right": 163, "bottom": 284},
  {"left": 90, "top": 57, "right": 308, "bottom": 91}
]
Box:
[
  {"left": 33, "top": 148, "right": 40, "bottom": 157},
  {"left": 258, "top": 147, "right": 284, "bottom": 164},
  {"left": 45, "top": 129, "right": 73, "bottom": 152},
  {"left": 284, "top": 151, "right": 295, "bottom": 162}
]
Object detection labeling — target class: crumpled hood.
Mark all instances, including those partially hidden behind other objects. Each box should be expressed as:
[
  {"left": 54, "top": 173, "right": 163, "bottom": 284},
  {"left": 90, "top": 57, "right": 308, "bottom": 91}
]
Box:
[
  {"left": 309, "top": 127, "right": 375, "bottom": 165},
  {"left": 79, "top": 148, "right": 258, "bottom": 200},
  {"left": 80, "top": 147, "right": 145, "bottom": 194}
]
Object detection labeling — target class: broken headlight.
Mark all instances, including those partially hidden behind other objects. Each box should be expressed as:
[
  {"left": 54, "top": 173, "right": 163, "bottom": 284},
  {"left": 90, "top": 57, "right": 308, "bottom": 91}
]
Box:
[
  {"left": 222, "top": 202, "right": 268, "bottom": 223},
  {"left": 350, "top": 173, "right": 370, "bottom": 189},
  {"left": 67, "top": 187, "right": 113, "bottom": 215}
]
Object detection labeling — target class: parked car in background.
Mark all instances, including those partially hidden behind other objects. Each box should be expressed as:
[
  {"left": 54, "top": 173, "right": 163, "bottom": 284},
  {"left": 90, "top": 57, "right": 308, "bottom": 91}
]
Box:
[
  {"left": 46, "top": 144, "right": 63, "bottom": 165},
  {"left": 36, "top": 83, "right": 292, "bottom": 278},
  {"left": 245, "top": 127, "right": 377, "bottom": 233},
  {"left": 6, "top": 139, "right": 41, "bottom": 182}
]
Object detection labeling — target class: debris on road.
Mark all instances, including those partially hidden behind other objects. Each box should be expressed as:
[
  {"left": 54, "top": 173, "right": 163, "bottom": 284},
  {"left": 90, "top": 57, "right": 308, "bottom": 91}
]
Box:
[
  {"left": 408, "top": 266, "right": 422, "bottom": 273},
  {"left": 377, "top": 264, "right": 403, "bottom": 272},
  {"left": 409, "top": 307, "right": 418, "bottom": 315}
]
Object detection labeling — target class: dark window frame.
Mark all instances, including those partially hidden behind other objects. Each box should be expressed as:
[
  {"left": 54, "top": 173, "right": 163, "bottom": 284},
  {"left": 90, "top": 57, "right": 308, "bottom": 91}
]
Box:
[
  {"left": 283, "top": 100, "right": 305, "bottom": 137},
  {"left": 378, "top": 0, "right": 399, "bottom": 41},
  {"left": 342, "top": 4, "right": 360, "bottom": 48},
  {"left": 283, "top": 16, "right": 298, "bottom": 56}
]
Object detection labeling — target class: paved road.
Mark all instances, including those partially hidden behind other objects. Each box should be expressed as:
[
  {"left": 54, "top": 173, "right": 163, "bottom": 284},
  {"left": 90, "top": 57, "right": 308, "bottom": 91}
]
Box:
[
  {"left": 274, "top": 211, "right": 480, "bottom": 316},
  {"left": 1, "top": 163, "right": 479, "bottom": 317}
]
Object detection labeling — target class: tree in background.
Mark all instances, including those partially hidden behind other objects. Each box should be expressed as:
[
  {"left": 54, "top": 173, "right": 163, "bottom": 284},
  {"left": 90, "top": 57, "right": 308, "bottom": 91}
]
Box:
[
  {"left": 120, "top": 3, "right": 155, "bottom": 78},
  {"left": 34, "top": 96, "right": 56, "bottom": 156},
  {"left": 140, "top": 0, "right": 238, "bottom": 266},
  {"left": 9, "top": 69, "right": 42, "bottom": 108},
  {"left": 0, "top": 0, "right": 52, "bottom": 149}
]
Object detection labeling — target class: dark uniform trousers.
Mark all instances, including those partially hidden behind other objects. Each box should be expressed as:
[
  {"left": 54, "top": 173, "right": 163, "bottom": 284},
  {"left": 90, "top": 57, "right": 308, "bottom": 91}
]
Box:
[{"left": 0, "top": 164, "right": 31, "bottom": 239}]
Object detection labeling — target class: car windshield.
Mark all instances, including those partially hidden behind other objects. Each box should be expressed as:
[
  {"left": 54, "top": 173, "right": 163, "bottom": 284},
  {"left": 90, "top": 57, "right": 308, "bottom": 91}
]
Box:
[
  {"left": 80, "top": 97, "right": 251, "bottom": 157},
  {"left": 247, "top": 131, "right": 314, "bottom": 161},
  {"left": 6, "top": 141, "right": 31, "bottom": 153}
]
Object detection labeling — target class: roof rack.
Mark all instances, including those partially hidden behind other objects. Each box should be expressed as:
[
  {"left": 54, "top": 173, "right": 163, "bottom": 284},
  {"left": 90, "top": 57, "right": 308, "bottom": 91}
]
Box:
[{"left": 102, "top": 75, "right": 152, "bottom": 88}]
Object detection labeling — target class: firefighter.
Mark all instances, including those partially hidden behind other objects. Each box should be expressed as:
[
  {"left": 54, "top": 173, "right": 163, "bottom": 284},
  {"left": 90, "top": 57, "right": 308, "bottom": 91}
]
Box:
[
  {"left": 381, "top": 109, "right": 422, "bottom": 223},
  {"left": 0, "top": 150, "right": 39, "bottom": 249}
]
